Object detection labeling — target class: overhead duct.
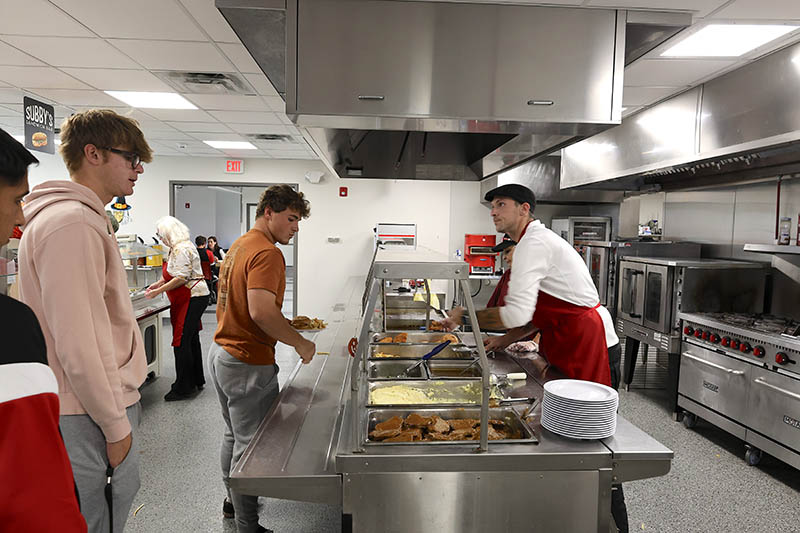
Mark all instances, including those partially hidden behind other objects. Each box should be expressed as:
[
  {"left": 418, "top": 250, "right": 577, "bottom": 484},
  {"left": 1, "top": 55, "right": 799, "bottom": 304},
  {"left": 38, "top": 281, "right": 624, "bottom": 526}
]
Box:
[{"left": 218, "top": 0, "right": 690, "bottom": 181}]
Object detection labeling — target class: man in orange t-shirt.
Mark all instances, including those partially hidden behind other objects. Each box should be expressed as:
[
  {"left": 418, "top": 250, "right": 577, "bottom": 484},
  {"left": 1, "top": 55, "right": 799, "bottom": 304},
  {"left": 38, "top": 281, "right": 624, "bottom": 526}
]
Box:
[{"left": 208, "top": 184, "right": 314, "bottom": 533}]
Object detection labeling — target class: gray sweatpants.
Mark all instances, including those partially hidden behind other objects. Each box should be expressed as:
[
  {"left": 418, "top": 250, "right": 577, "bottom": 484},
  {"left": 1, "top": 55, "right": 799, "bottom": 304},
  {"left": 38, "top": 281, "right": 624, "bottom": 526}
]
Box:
[
  {"left": 60, "top": 402, "right": 142, "bottom": 533},
  {"left": 208, "top": 342, "right": 280, "bottom": 533}
]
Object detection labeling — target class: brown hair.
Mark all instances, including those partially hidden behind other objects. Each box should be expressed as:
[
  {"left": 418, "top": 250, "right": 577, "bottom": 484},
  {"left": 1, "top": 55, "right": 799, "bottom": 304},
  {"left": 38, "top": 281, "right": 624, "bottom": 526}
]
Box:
[
  {"left": 59, "top": 109, "right": 153, "bottom": 174},
  {"left": 256, "top": 184, "right": 310, "bottom": 219}
]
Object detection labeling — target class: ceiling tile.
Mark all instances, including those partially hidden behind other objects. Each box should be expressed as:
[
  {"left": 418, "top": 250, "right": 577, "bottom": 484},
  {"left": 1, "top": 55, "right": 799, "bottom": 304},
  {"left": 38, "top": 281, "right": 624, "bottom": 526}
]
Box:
[
  {"left": 51, "top": 0, "right": 207, "bottom": 40},
  {"left": 262, "top": 96, "right": 285, "bottom": 113},
  {"left": 179, "top": 0, "right": 240, "bottom": 42},
  {"left": 60, "top": 68, "right": 172, "bottom": 91},
  {"left": 188, "top": 132, "right": 246, "bottom": 142},
  {"left": 1, "top": 36, "right": 140, "bottom": 69},
  {"left": 244, "top": 73, "right": 280, "bottom": 97},
  {"left": 0, "top": 41, "right": 45, "bottom": 66},
  {"left": 67, "top": 106, "right": 159, "bottom": 124},
  {"left": 0, "top": 0, "right": 94, "bottom": 37},
  {"left": 277, "top": 114, "right": 294, "bottom": 125},
  {"left": 713, "top": 0, "right": 800, "bottom": 20},
  {"left": 621, "top": 86, "right": 680, "bottom": 107},
  {"left": 220, "top": 148, "right": 266, "bottom": 157},
  {"left": 0, "top": 66, "right": 92, "bottom": 90},
  {"left": 0, "top": 104, "right": 21, "bottom": 116},
  {"left": 0, "top": 103, "right": 23, "bottom": 112},
  {"left": 0, "top": 88, "right": 28, "bottom": 104},
  {"left": 139, "top": 108, "right": 215, "bottom": 122},
  {"left": 227, "top": 123, "right": 291, "bottom": 135},
  {"left": 624, "top": 58, "right": 735, "bottom": 87},
  {"left": 183, "top": 94, "right": 268, "bottom": 111},
  {"left": 209, "top": 110, "right": 282, "bottom": 124},
  {"left": 166, "top": 121, "right": 231, "bottom": 133},
  {"left": 142, "top": 130, "right": 196, "bottom": 141},
  {"left": 109, "top": 40, "right": 233, "bottom": 72},
  {"left": 586, "top": 0, "right": 727, "bottom": 18},
  {"left": 218, "top": 43, "right": 262, "bottom": 74},
  {"left": 622, "top": 106, "right": 643, "bottom": 118},
  {"left": 29, "top": 89, "right": 121, "bottom": 107}
]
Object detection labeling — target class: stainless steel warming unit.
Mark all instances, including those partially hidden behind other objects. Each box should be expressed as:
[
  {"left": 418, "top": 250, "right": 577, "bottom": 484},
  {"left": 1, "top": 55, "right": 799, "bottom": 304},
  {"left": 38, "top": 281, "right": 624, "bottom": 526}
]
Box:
[
  {"left": 574, "top": 241, "right": 700, "bottom": 312},
  {"left": 678, "top": 312, "right": 800, "bottom": 469},
  {"left": 617, "top": 257, "right": 767, "bottom": 414},
  {"left": 228, "top": 249, "right": 673, "bottom": 532},
  {"left": 551, "top": 216, "right": 612, "bottom": 245}
]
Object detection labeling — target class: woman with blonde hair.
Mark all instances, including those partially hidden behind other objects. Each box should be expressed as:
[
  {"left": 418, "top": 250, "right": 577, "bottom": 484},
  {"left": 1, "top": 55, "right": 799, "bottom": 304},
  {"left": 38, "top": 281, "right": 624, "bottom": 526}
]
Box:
[{"left": 146, "top": 216, "right": 209, "bottom": 401}]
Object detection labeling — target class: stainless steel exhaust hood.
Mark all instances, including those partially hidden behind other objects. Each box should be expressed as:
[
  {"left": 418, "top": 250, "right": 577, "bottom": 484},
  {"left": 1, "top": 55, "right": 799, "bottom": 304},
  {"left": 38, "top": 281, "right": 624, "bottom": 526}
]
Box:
[{"left": 218, "top": 0, "right": 690, "bottom": 181}]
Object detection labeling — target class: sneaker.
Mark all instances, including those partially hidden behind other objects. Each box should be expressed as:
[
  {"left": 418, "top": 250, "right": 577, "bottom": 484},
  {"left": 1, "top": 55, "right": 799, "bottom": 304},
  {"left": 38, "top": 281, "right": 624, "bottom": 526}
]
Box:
[
  {"left": 164, "top": 390, "right": 193, "bottom": 402},
  {"left": 222, "top": 499, "right": 234, "bottom": 519}
]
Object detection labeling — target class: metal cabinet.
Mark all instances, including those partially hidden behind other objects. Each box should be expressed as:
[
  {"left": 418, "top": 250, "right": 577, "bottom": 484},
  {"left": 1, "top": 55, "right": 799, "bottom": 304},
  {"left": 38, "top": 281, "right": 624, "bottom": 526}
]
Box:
[
  {"left": 295, "top": 0, "right": 619, "bottom": 123},
  {"left": 746, "top": 367, "right": 800, "bottom": 451}
]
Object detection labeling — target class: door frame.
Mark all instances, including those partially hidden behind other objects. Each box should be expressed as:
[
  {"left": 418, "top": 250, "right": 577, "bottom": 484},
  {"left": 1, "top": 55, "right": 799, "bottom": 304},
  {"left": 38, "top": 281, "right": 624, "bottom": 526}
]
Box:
[{"left": 169, "top": 180, "right": 299, "bottom": 318}]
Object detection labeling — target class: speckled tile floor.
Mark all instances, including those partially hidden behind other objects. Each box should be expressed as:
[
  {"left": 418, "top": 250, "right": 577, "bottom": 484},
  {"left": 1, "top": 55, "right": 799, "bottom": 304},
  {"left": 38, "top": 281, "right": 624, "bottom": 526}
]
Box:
[{"left": 126, "top": 317, "right": 799, "bottom": 532}]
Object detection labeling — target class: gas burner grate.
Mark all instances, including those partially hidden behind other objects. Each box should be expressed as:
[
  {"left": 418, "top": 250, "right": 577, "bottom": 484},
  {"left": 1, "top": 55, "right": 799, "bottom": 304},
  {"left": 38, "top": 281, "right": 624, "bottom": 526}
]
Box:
[{"left": 697, "top": 313, "right": 800, "bottom": 336}]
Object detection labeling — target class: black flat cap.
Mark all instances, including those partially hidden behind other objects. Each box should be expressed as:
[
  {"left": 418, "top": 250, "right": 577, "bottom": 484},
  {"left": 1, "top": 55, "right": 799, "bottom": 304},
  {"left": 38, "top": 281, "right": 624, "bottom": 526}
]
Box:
[
  {"left": 484, "top": 183, "right": 536, "bottom": 212},
  {"left": 492, "top": 234, "right": 516, "bottom": 253}
]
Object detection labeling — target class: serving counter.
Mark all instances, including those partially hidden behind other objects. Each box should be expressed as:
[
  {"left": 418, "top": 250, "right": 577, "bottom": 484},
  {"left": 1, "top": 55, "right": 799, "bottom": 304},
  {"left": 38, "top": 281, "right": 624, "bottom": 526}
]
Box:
[{"left": 231, "top": 253, "right": 672, "bottom": 532}]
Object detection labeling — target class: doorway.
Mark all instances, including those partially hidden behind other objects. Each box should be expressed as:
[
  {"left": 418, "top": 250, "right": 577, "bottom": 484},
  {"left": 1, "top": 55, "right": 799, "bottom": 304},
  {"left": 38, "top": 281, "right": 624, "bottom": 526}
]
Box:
[{"left": 170, "top": 181, "right": 298, "bottom": 318}]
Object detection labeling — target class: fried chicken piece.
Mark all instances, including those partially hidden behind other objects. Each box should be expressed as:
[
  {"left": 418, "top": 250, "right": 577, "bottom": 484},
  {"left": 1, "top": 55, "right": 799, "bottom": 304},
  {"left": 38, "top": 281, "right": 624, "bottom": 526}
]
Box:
[
  {"left": 427, "top": 415, "right": 451, "bottom": 434},
  {"left": 489, "top": 419, "right": 506, "bottom": 428},
  {"left": 377, "top": 336, "right": 393, "bottom": 343},
  {"left": 427, "top": 321, "right": 445, "bottom": 332},
  {"left": 437, "top": 333, "right": 459, "bottom": 344},
  {"left": 474, "top": 425, "right": 506, "bottom": 440},
  {"left": 448, "top": 428, "right": 477, "bottom": 440},
  {"left": 448, "top": 418, "right": 479, "bottom": 430},
  {"left": 404, "top": 413, "right": 431, "bottom": 428},
  {"left": 393, "top": 333, "right": 408, "bottom": 343},
  {"left": 384, "top": 428, "right": 423, "bottom": 442},
  {"left": 374, "top": 416, "right": 403, "bottom": 432},
  {"left": 427, "top": 431, "right": 453, "bottom": 441},
  {"left": 369, "top": 427, "right": 402, "bottom": 440}
]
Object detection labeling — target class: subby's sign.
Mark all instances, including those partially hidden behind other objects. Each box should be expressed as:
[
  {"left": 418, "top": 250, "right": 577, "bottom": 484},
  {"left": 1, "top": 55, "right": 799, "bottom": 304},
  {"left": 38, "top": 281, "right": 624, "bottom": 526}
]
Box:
[{"left": 23, "top": 96, "right": 55, "bottom": 154}]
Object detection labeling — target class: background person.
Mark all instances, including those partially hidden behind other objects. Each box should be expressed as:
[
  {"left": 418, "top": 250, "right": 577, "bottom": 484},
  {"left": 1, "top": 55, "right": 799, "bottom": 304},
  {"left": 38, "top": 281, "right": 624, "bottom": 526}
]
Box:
[
  {"left": 146, "top": 216, "right": 210, "bottom": 401},
  {"left": 18, "top": 109, "right": 153, "bottom": 533}
]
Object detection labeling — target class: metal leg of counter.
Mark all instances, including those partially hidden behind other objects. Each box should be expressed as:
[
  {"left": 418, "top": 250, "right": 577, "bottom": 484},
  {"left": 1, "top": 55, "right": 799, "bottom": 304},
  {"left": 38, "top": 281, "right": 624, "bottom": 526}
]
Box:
[{"left": 622, "top": 337, "right": 640, "bottom": 391}]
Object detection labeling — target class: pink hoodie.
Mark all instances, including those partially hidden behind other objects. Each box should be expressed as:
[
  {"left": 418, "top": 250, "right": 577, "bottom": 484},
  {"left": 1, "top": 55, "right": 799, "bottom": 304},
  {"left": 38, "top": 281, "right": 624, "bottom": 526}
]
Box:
[{"left": 19, "top": 180, "right": 146, "bottom": 443}]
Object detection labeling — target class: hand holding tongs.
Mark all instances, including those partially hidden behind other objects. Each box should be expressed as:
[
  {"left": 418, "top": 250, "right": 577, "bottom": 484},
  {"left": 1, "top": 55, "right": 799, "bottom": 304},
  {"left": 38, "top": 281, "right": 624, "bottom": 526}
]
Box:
[{"left": 401, "top": 340, "right": 451, "bottom": 376}]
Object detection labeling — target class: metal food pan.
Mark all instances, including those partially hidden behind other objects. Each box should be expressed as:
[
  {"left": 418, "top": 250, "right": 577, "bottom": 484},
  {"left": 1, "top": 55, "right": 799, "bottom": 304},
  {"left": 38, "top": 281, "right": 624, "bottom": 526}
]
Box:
[
  {"left": 371, "top": 331, "right": 463, "bottom": 345},
  {"left": 365, "top": 407, "right": 536, "bottom": 445},
  {"left": 369, "top": 344, "right": 474, "bottom": 360},
  {"left": 367, "top": 380, "right": 482, "bottom": 407},
  {"left": 426, "top": 360, "right": 481, "bottom": 379},
  {"left": 368, "top": 361, "right": 428, "bottom": 380}
]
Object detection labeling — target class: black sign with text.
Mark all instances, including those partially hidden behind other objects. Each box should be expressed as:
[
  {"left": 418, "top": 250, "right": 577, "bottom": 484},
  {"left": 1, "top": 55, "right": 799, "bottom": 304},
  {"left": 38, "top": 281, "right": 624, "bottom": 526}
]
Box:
[{"left": 23, "top": 96, "right": 55, "bottom": 154}]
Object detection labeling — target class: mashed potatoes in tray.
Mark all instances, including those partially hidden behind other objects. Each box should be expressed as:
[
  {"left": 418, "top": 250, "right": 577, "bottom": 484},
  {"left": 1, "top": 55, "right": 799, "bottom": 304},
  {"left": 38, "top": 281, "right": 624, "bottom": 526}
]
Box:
[{"left": 369, "top": 382, "right": 483, "bottom": 405}]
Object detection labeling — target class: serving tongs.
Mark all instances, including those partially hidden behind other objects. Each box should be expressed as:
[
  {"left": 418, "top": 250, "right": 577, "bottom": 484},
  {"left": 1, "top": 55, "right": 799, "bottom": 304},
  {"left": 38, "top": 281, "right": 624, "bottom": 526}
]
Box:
[{"left": 401, "top": 340, "right": 451, "bottom": 377}]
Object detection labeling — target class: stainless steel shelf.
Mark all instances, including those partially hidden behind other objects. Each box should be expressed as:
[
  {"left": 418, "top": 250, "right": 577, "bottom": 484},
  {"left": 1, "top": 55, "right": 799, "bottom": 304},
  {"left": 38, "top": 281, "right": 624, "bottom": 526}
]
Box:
[{"left": 743, "top": 243, "right": 800, "bottom": 255}]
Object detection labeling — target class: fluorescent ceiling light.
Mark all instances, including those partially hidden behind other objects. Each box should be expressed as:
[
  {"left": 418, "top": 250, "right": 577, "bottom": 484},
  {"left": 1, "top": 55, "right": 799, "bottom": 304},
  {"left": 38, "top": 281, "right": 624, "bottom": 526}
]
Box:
[
  {"left": 203, "top": 140, "right": 257, "bottom": 150},
  {"left": 662, "top": 24, "right": 799, "bottom": 57},
  {"left": 104, "top": 91, "right": 197, "bottom": 109}
]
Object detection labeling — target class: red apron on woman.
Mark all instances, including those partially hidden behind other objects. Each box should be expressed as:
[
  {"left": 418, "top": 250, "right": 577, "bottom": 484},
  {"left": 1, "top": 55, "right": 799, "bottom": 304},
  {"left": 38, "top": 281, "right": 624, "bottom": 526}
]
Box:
[{"left": 162, "top": 262, "right": 202, "bottom": 347}]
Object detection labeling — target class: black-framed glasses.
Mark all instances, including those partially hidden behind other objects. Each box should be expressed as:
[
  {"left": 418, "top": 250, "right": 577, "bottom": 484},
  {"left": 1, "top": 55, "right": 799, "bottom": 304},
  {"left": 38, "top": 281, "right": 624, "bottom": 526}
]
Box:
[{"left": 101, "top": 147, "right": 141, "bottom": 169}]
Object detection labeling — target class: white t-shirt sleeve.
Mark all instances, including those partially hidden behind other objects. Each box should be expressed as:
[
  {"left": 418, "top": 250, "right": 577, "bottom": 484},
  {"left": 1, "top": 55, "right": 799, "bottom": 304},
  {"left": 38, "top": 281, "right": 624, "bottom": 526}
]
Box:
[{"left": 498, "top": 235, "right": 551, "bottom": 328}]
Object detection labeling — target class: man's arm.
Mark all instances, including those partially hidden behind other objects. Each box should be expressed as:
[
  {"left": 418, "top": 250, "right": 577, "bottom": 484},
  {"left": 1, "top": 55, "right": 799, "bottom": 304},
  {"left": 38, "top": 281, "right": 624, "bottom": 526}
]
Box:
[
  {"left": 33, "top": 224, "right": 132, "bottom": 445},
  {"left": 247, "top": 289, "right": 315, "bottom": 363}
]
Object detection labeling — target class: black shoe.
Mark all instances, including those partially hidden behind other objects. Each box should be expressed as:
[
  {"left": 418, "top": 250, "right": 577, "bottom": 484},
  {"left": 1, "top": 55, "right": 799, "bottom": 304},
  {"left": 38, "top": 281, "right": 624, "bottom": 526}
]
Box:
[
  {"left": 196, "top": 384, "right": 205, "bottom": 391},
  {"left": 255, "top": 526, "right": 273, "bottom": 533},
  {"left": 222, "top": 498, "right": 234, "bottom": 519},
  {"left": 164, "top": 390, "right": 193, "bottom": 402}
]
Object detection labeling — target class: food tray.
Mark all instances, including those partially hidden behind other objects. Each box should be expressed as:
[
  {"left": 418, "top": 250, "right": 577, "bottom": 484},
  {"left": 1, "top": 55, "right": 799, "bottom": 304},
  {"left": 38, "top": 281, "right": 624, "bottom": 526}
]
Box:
[
  {"left": 371, "top": 331, "right": 463, "bottom": 345},
  {"left": 369, "top": 344, "right": 474, "bottom": 360},
  {"left": 364, "top": 407, "right": 537, "bottom": 445},
  {"left": 368, "top": 361, "right": 428, "bottom": 380},
  {"left": 367, "top": 380, "right": 483, "bottom": 406},
  {"left": 426, "top": 360, "right": 482, "bottom": 379}
]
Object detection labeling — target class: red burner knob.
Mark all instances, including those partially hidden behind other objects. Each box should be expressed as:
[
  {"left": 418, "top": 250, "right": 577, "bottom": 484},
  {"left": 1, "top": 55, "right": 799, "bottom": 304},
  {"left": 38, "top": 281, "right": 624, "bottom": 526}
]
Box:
[
  {"left": 776, "top": 352, "right": 790, "bottom": 365},
  {"left": 740, "top": 342, "right": 752, "bottom": 354},
  {"left": 702, "top": 331, "right": 710, "bottom": 340},
  {"left": 694, "top": 329, "right": 703, "bottom": 338},
  {"left": 684, "top": 326, "right": 694, "bottom": 335},
  {"left": 753, "top": 346, "right": 765, "bottom": 358},
  {"left": 721, "top": 337, "right": 731, "bottom": 347},
  {"left": 731, "top": 339, "right": 740, "bottom": 350},
  {"left": 710, "top": 333, "right": 721, "bottom": 343}
]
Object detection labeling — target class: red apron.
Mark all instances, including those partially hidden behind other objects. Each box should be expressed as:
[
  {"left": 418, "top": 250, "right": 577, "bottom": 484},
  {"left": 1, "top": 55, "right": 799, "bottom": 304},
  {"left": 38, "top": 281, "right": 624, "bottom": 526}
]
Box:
[{"left": 163, "top": 262, "right": 203, "bottom": 347}]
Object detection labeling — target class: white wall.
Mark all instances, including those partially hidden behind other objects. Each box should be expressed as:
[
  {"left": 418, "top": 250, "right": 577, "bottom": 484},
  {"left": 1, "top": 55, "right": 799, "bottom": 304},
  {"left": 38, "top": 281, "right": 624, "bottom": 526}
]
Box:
[
  {"left": 214, "top": 188, "right": 241, "bottom": 248},
  {"left": 27, "top": 153, "right": 456, "bottom": 318},
  {"left": 173, "top": 185, "right": 217, "bottom": 241}
]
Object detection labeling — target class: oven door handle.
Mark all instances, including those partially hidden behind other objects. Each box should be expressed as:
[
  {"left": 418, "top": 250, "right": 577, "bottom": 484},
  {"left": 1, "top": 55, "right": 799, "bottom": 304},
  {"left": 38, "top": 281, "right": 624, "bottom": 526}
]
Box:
[
  {"left": 753, "top": 377, "right": 800, "bottom": 401},
  {"left": 625, "top": 271, "right": 643, "bottom": 318},
  {"left": 682, "top": 352, "right": 745, "bottom": 375}
]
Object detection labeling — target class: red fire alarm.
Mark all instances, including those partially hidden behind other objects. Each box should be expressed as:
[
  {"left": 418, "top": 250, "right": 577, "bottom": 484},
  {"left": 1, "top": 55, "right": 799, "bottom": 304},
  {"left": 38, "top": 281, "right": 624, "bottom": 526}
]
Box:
[
  {"left": 339, "top": 186, "right": 348, "bottom": 197},
  {"left": 185, "top": 202, "right": 190, "bottom": 209}
]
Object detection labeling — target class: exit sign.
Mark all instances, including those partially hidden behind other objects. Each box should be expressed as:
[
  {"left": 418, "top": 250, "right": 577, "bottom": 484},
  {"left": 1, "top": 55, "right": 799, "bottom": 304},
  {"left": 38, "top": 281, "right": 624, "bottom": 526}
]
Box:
[{"left": 225, "top": 159, "right": 243, "bottom": 173}]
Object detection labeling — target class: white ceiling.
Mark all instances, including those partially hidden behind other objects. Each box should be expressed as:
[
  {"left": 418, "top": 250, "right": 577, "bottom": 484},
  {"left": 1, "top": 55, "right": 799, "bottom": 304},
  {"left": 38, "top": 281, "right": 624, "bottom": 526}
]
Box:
[{"left": 1, "top": 0, "right": 800, "bottom": 159}]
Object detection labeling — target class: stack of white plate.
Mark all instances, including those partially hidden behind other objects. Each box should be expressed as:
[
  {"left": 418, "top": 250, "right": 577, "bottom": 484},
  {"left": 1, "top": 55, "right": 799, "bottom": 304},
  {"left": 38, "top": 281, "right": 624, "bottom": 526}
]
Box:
[{"left": 541, "top": 379, "right": 618, "bottom": 439}]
